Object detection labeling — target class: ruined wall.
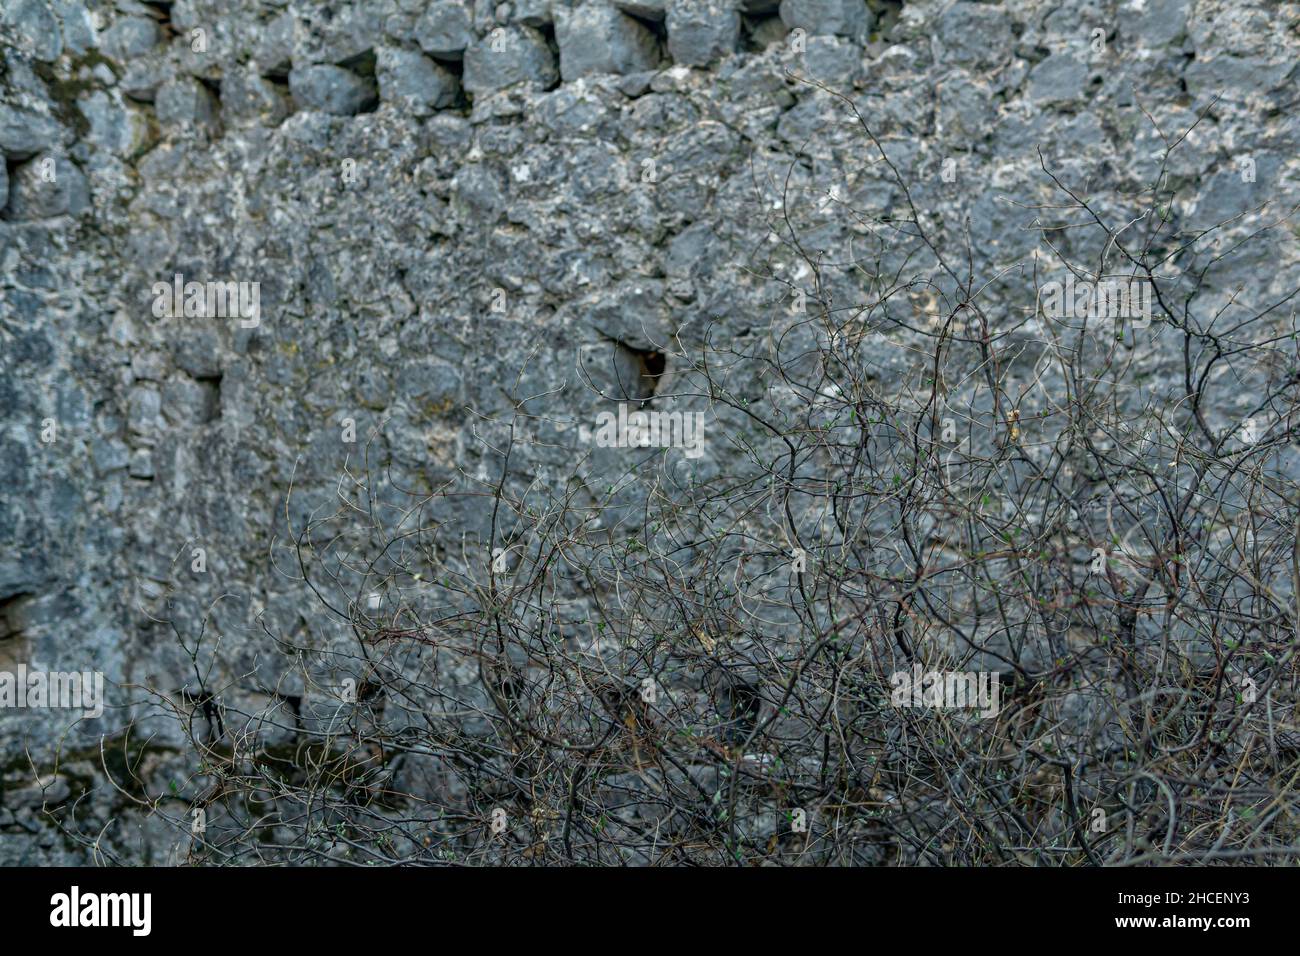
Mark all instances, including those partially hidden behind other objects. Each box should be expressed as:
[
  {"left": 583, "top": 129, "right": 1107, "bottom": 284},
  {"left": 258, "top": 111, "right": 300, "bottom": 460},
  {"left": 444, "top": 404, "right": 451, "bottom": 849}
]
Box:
[{"left": 2, "top": 0, "right": 1299, "bottom": 864}]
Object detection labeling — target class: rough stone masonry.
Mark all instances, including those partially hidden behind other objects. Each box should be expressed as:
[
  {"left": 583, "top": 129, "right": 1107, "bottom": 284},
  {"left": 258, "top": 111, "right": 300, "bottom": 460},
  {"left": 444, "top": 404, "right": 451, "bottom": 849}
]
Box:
[{"left": 1, "top": 0, "right": 1298, "bottom": 864}]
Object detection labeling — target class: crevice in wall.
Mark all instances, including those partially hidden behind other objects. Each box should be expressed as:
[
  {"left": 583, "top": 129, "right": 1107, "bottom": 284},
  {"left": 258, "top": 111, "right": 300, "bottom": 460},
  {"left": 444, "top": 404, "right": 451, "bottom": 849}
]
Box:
[
  {"left": 620, "top": 339, "right": 667, "bottom": 405},
  {"left": 194, "top": 371, "right": 223, "bottom": 422},
  {"left": 741, "top": 12, "right": 786, "bottom": 54},
  {"left": 536, "top": 21, "right": 563, "bottom": 91},
  {"left": 870, "top": 0, "right": 905, "bottom": 39},
  {"left": 339, "top": 49, "right": 380, "bottom": 113},
  {"left": 140, "top": 0, "right": 176, "bottom": 41},
  {"left": 338, "top": 47, "right": 377, "bottom": 77},
  {"left": 624, "top": 10, "right": 668, "bottom": 43},
  {"left": 197, "top": 75, "right": 223, "bottom": 103},
  {"left": 1, "top": 156, "right": 17, "bottom": 215}
]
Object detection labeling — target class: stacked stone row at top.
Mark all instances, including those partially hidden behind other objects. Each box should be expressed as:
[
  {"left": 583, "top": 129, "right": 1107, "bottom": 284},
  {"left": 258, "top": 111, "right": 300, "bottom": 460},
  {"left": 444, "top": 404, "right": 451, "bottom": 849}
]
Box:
[
  {"left": 0, "top": 0, "right": 881, "bottom": 120},
  {"left": 294, "top": 0, "right": 877, "bottom": 112}
]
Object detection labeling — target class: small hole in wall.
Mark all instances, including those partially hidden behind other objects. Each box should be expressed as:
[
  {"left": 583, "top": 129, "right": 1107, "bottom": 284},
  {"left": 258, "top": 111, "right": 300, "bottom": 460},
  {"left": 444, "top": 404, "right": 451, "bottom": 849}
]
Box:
[
  {"left": 335, "top": 49, "right": 380, "bottom": 113},
  {"left": 623, "top": 342, "right": 666, "bottom": 405},
  {"left": 537, "top": 20, "right": 561, "bottom": 52},
  {"left": 433, "top": 52, "right": 466, "bottom": 79},
  {"left": 194, "top": 372, "right": 222, "bottom": 422},
  {"left": 535, "top": 21, "right": 563, "bottom": 91},
  {"left": 870, "top": 0, "right": 905, "bottom": 38},
  {"left": 623, "top": 10, "right": 668, "bottom": 43},
  {"left": 583, "top": 338, "right": 668, "bottom": 406},
  {"left": 197, "top": 75, "right": 223, "bottom": 102},
  {"left": 338, "top": 47, "right": 377, "bottom": 78},
  {"left": 140, "top": 0, "right": 175, "bottom": 39},
  {"left": 641, "top": 348, "right": 667, "bottom": 384},
  {"left": 741, "top": 12, "right": 785, "bottom": 53},
  {"left": 427, "top": 49, "right": 468, "bottom": 110}
]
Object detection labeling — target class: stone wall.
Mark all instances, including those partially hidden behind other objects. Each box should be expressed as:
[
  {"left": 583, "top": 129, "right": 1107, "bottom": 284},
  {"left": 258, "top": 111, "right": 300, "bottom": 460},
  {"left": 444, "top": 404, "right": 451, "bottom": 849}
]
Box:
[{"left": 2, "top": 0, "right": 1298, "bottom": 864}]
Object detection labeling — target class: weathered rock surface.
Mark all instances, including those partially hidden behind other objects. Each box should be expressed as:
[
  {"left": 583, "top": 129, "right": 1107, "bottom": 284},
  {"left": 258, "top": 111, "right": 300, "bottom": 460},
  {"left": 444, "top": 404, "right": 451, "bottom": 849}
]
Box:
[
  {"left": 556, "top": 3, "right": 661, "bottom": 80},
  {"left": 0, "top": 0, "right": 1297, "bottom": 865},
  {"left": 288, "top": 63, "right": 379, "bottom": 115}
]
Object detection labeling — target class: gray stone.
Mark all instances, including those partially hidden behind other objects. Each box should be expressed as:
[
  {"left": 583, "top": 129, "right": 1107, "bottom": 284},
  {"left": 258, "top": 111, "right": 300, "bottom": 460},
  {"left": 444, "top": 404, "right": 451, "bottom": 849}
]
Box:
[
  {"left": 127, "top": 385, "right": 162, "bottom": 439},
  {"left": 1123, "top": 0, "right": 1190, "bottom": 48},
  {"left": 162, "top": 376, "right": 219, "bottom": 425},
  {"left": 462, "top": 26, "right": 558, "bottom": 93},
  {"left": 935, "top": 70, "right": 995, "bottom": 140},
  {"left": 750, "top": 15, "right": 788, "bottom": 47},
  {"left": 288, "top": 64, "right": 379, "bottom": 115},
  {"left": 1027, "top": 52, "right": 1091, "bottom": 105},
  {"left": 117, "top": 58, "right": 169, "bottom": 103},
  {"left": 220, "top": 69, "right": 291, "bottom": 125},
  {"left": 172, "top": 331, "right": 221, "bottom": 380},
  {"left": 377, "top": 46, "right": 460, "bottom": 112},
  {"left": 1193, "top": 160, "right": 1279, "bottom": 226},
  {"left": 91, "top": 437, "right": 130, "bottom": 475},
  {"left": 2, "top": 0, "right": 63, "bottom": 62},
  {"left": 78, "top": 91, "right": 136, "bottom": 156},
  {"left": 297, "top": 7, "right": 379, "bottom": 69},
  {"left": 2, "top": 155, "right": 88, "bottom": 220},
  {"left": 128, "top": 448, "right": 154, "bottom": 479},
  {"left": 450, "top": 163, "right": 507, "bottom": 218},
  {"left": 53, "top": 0, "right": 95, "bottom": 55},
  {"left": 0, "top": 106, "right": 62, "bottom": 161},
  {"left": 414, "top": 1, "right": 474, "bottom": 59},
  {"left": 556, "top": 3, "right": 660, "bottom": 81},
  {"left": 254, "top": 11, "right": 295, "bottom": 74},
  {"left": 514, "top": 0, "right": 555, "bottom": 26},
  {"left": 99, "top": 15, "right": 160, "bottom": 61},
  {"left": 667, "top": 0, "right": 740, "bottom": 67},
  {"left": 778, "top": 0, "right": 868, "bottom": 39},
  {"left": 154, "top": 78, "right": 220, "bottom": 133},
  {"left": 6, "top": 775, "right": 70, "bottom": 809},
  {"left": 398, "top": 356, "right": 463, "bottom": 411},
  {"left": 0, "top": 541, "right": 47, "bottom": 604},
  {"left": 800, "top": 34, "right": 860, "bottom": 82},
  {"left": 933, "top": 1, "right": 1013, "bottom": 68},
  {"left": 579, "top": 280, "right": 670, "bottom": 351},
  {"left": 130, "top": 352, "right": 167, "bottom": 381},
  {"left": 1184, "top": 52, "right": 1293, "bottom": 101}
]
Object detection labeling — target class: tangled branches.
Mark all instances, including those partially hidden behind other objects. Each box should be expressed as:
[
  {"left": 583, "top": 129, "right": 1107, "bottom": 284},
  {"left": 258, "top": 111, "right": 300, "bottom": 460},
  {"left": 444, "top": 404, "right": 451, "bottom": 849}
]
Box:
[{"left": 113, "top": 93, "right": 1300, "bottom": 867}]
